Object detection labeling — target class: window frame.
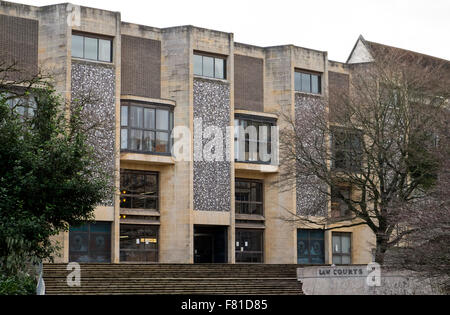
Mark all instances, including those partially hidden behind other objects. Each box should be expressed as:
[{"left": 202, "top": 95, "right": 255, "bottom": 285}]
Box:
[
  {"left": 120, "top": 102, "right": 174, "bottom": 156},
  {"left": 1, "top": 91, "right": 37, "bottom": 120},
  {"left": 234, "top": 115, "right": 276, "bottom": 165},
  {"left": 331, "top": 127, "right": 363, "bottom": 172},
  {"left": 294, "top": 69, "right": 322, "bottom": 95},
  {"left": 331, "top": 184, "right": 353, "bottom": 219},
  {"left": 235, "top": 178, "right": 264, "bottom": 216},
  {"left": 71, "top": 32, "right": 113, "bottom": 63},
  {"left": 332, "top": 232, "right": 352, "bottom": 265},
  {"left": 120, "top": 169, "right": 159, "bottom": 211},
  {"left": 193, "top": 52, "right": 227, "bottom": 80},
  {"left": 69, "top": 222, "right": 112, "bottom": 263},
  {"left": 235, "top": 229, "right": 264, "bottom": 264},
  {"left": 297, "top": 229, "right": 325, "bottom": 265},
  {"left": 119, "top": 224, "right": 159, "bottom": 263}
]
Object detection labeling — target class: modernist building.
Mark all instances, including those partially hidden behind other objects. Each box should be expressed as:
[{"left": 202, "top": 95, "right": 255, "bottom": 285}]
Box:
[{"left": 0, "top": 1, "right": 405, "bottom": 265}]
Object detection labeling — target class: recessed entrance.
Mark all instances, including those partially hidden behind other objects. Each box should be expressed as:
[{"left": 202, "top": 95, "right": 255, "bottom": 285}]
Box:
[{"left": 194, "top": 225, "right": 228, "bottom": 264}]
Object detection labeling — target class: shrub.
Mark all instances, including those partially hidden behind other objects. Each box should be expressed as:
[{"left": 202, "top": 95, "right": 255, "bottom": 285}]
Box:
[{"left": 0, "top": 274, "right": 36, "bottom": 295}]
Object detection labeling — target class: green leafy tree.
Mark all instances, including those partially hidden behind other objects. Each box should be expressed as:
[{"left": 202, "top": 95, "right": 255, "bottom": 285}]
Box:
[{"left": 0, "top": 70, "right": 112, "bottom": 279}]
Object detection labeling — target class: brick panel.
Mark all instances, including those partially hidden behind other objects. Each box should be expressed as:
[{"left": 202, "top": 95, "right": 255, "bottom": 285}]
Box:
[
  {"left": 121, "top": 35, "right": 161, "bottom": 99},
  {"left": 328, "top": 71, "right": 349, "bottom": 122},
  {"left": 0, "top": 14, "right": 38, "bottom": 80},
  {"left": 234, "top": 54, "right": 264, "bottom": 112}
]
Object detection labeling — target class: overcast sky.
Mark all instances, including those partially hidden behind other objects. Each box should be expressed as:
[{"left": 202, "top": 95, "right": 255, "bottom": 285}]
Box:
[{"left": 8, "top": 0, "right": 450, "bottom": 62}]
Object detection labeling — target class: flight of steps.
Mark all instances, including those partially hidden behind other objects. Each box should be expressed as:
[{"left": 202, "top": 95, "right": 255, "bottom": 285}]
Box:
[{"left": 43, "top": 264, "right": 303, "bottom": 295}]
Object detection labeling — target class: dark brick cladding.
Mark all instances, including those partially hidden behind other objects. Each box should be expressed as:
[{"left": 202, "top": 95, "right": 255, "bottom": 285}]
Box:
[
  {"left": 0, "top": 14, "right": 38, "bottom": 80},
  {"left": 328, "top": 71, "right": 350, "bottom": 122},
  {"left": 121, "top": 35, "right": 161, "bottom": 99},
  {"left": 234, "top": 54, "right": 264, "bottom": 112}
]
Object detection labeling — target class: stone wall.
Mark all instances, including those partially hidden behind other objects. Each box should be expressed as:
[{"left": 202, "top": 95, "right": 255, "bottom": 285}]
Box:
[{"left": 298, "top": 266, "right": 443, "bottom": 295}]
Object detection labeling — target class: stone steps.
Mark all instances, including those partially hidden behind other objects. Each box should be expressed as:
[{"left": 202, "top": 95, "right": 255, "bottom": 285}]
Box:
[{"left": 43, "top": 264, "right": 303, "bottom": 295}]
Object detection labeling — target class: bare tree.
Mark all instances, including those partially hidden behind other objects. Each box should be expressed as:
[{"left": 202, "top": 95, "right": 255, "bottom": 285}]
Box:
[
  {"left": 279, "top": 48, "right": 450, "bottom": 265},
  {"left": 385, "top": 106, "right": 450, "bottom": 292}
]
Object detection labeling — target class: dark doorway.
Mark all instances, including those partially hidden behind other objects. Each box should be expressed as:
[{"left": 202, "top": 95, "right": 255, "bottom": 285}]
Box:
[{"left": 194, "top": 226, "right": 228, "bottom": 264}]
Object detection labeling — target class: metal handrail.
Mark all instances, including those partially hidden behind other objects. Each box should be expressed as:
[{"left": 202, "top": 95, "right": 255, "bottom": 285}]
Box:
[{"left": 36, "top": 262, "right": 45, "bottom": 295}]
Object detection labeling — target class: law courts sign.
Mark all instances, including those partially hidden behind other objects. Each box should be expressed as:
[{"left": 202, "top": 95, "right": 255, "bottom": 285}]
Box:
[
  {"left": 297, "top": 264, "right": 382, "bottom": 295},
  {"left": 297, "top": 265, "right": 438, "bottom": 295},
  {"left": 316, "top": 266, "right": 366, "bottom": 277}
]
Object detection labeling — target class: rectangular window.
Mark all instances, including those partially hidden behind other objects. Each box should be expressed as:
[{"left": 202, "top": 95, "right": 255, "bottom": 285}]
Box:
[
  {"left": 332, "top": 232, "right": 352, "bottom": 265},
  {"left": 120, "top": 225, "right": 159, "bottom": 262},
  {"left": 71, "top": 34, "right": 112, "bottom": 62},
  {"left": 69, "top": 222, "right": 111, "bottom": 263},
  {"left": 98, "top": 39, "right": 112, "bottom": 62},
  {"left": 1, "top": 92, "right": 37, "bottom": 120},
  {"left": 120, "top": 170, "right": 159, "bottom": 210},
  {"left": 84, "top": 37, "right": 98, "bottom": 60},
  {"left": 235, "top": 179, "right": 263, "bottom": 216},
  {"left": 297, "top": 229, "right": 325, "bottom": 264},
  {"left": 235, "top": 229, "right": 264, "bottom": 263},
  {"left": 121, "top": 103, "right": 173, "bottom": 154},
  {"left": 71, "top": 35, "right": 84, "bottom": 59},
  {"left": 295, "top": 71, "right": 322, "bottom": 94},
  {"left": 332, "top": 127, "right": 363, "bottom": 171},
  {"left": 234, "top": 116, "right": 275, "bottom": 164},
  {"left": 331, "top": 185, "right": 352, "bottom": 218},
  {"left": 193, "top": 53, "right": 226, "bottom": 79}
]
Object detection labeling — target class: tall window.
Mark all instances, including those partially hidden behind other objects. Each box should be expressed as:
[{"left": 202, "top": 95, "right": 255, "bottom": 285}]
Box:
[
  {"left": 235, "top": 179, "right": 263, "bottom": 216},
  {"left": 297, "top": 229, "right": 325, "bottom": 264},
  {"left": 332, "top": 232, "right": 352, "bottom": 265},
  {"left": 72, "top": 34, "right": 112, "bottom": 62},
  {"left": 331, "top": 185, "right": 352, "bottom": 218},
  {"left": 120, "top": 170, "right": 159, "bottom": 210},
  {"left": 120, "top": 225, "right": 158, "bottom": 262},
  {"left": 121, "top": 104, "right": 173, "bottom": 154},
  {"left": 234, "top": 116, "right": 275, "bottom": 163},
  {"left": 194, "top": 53, "right": 226, "bottom": 79},
  {"left": 235, "top": 229, "right": 264, "bottom": 263},
  {"left": 332, "top": 127, "right": 363, "bottom": 171},
  {"left": 295, "top": 71, "right": 321, "bottom": 94}
]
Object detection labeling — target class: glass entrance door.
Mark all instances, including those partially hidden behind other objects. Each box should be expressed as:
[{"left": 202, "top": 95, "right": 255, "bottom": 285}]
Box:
[{"left": 120, "top": 224, "right": 159, "bottom": 262}]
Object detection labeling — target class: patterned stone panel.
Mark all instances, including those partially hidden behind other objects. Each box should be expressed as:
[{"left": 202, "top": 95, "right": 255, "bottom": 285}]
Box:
[
  {"left": 295, "top": 93, "right": 328, "bottom": 216},
  {"left": 193, "top": 78, "right": 231, "bottom": 212},
  {"left": 71, "top": 61, "right": 116, "bottom": 206}
]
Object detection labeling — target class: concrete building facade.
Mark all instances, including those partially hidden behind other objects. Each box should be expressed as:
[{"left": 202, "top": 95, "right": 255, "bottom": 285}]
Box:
[{"left": 0, "top": 1, "right": 379, "bottom": 265}]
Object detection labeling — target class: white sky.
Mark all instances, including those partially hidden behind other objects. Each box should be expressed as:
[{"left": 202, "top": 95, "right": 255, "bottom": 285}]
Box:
[{"left": 7, "top": 0, "right": 450, "bottom": 62}]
